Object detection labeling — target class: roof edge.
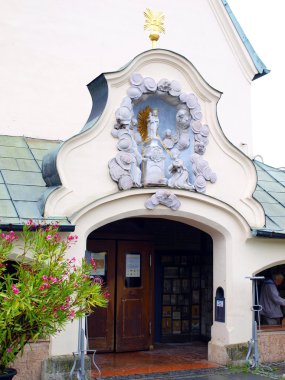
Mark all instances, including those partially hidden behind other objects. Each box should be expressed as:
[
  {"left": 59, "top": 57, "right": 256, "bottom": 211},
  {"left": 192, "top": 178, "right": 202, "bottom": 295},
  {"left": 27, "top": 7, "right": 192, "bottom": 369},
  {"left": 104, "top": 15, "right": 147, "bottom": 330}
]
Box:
[
  {"left": 0, "top": 224, "right": 75, "bottom": 232},
  {"left": 252, "top": 229, "right": 285, "bottom": 239},
  {"left": 222, "top": 0, "right": 270, "bottom": 80}
]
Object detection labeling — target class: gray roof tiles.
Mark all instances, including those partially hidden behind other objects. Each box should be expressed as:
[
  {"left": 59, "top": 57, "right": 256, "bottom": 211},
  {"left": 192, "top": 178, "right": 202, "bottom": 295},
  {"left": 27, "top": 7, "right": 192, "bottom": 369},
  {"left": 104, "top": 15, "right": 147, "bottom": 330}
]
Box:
[
  {"left": 253, "top": 160, "right": 285, "bottom": 233},
  {"left": 0, "top": 136, "right": 70, "bottom": 227}
]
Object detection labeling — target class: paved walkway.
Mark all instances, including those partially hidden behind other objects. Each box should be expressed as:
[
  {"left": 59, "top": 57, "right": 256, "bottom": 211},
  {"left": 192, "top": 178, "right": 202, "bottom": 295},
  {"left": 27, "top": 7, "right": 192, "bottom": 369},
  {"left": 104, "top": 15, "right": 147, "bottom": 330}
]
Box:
[
  {"left": 92, "top": 343, "right": 285, "bottom": 380},
  {"left": 96, "top": 364, "right": 285, "bottom": 380}
]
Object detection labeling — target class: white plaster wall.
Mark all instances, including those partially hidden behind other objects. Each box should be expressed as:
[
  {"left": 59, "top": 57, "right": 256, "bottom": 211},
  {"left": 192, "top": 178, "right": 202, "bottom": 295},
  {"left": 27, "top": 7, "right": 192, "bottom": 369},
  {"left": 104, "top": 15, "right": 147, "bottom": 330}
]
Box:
[
  {"left": 1, "top": 0, "right": 256, "bottom": 155},
  {"left": 210, "top": 234, "right": 285, "bottom": 360},
  {"left": 245, "top": 238, "right": 285, "bottom": 276}
]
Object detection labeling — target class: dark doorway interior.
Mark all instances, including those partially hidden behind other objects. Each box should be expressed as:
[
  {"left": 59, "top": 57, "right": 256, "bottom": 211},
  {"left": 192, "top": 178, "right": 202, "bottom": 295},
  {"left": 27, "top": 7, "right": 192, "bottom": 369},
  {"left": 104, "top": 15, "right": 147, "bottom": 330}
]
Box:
[
  {"left": 86, "top": 218, "right": 213, "bottom": 352},
  {"left": 257, "top": 264, "right": 285, "bottom": 298},
  {"left": 256, "top": 264, "right": 285, "bottom": 324}
]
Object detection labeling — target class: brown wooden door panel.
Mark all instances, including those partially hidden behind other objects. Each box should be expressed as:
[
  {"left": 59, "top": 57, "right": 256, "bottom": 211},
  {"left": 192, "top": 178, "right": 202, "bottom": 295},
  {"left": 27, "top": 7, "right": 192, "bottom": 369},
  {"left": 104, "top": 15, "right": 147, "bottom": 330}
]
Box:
[
  {"left": 122, "top": 298, "right": 143, "bottom": 338},
  {"left": 116, "top": 240, "right": 153, "bottom": 352},
  {"left": 86, "top": 240, "right": 115, "bottom": 352}
]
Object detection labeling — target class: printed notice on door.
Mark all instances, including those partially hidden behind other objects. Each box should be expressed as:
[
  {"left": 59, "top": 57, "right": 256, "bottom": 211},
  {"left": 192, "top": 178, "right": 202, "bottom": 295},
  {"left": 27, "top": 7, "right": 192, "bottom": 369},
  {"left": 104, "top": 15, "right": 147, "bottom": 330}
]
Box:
[{"left": 126, "top": 254, "right": 140, "bottom": 278}]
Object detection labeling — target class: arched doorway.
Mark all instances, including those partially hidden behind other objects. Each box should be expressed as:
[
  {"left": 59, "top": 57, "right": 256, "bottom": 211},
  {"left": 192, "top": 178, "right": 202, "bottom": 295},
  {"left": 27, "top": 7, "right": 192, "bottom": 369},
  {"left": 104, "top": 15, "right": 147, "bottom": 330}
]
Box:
[{"left": 86, "top": 218, "right": 213, "bottom": 353}]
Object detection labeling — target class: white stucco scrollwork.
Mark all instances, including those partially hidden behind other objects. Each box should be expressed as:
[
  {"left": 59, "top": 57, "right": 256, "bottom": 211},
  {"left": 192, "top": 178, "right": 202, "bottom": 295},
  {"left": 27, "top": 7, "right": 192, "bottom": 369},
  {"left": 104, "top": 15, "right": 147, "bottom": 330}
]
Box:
[
  {"left": 145, "top": 190, "right": 181, "bottom": 210},
  {"left": 109, "top": 73, "right": 217, "bottom": 193},
  {"left": 108, "top": 151, "right": 142, "bottom": 190},
  {"left": 190, "top": 153, "right": 217, "bottom": 192}
]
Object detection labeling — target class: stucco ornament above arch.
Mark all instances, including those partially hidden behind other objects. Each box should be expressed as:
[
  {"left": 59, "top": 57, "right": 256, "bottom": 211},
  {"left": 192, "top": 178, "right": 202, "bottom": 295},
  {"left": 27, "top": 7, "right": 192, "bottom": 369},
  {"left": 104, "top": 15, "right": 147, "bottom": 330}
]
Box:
[
  {"left": 145, "top": 190, "right": 181, "bottom": 211},
  {"left": 42, "top": 49, "right": 265, "bottom": 229}
]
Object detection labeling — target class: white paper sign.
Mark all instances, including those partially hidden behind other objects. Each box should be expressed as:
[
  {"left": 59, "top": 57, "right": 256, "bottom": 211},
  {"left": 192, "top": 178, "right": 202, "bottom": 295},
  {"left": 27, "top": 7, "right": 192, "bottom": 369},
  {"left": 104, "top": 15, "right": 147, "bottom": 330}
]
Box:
[{"left": 126, "top": 254, "right": 140, "bottom": 277}]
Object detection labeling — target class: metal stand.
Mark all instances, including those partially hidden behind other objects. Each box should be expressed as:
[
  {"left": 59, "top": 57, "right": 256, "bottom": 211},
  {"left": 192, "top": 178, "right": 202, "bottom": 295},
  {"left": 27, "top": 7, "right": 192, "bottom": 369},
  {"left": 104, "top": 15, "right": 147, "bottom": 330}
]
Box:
[
  {"left": 245, "top": 276, "right": 264, "bottom": 370},
  {"left": 70, "top": 316, "right": 101, "bottom": 380}
]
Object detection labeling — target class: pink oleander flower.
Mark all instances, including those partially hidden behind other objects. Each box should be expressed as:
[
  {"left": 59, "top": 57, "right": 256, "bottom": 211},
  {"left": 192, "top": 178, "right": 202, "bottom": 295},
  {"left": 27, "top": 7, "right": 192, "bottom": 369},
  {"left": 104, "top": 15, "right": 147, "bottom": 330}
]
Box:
[
  {"left": 11, "top": 284, "right": 20, "bottom": 294},
  {"left": 53, "top": 234, "right": 60, "bottom": 242},
  {"left": 93, "top": 276, "right": 104, "bottom": 285},
  {"left": 0, "top": 231, "right": 17, "bottom": 242},
  {"left": 68, "top": 310, "right": 76, "bottom": 320},
  {"left": 103, "top": 291, "right": 111, "bottom": 299},
  {"left": 49, "top": 276, "right": 58, "bottom": 283},
  {"left": 67, "top": 234, "right": 78, "bottom": 241},
  {"left": 0, "top": 222, "right": 108, "bottom": 370},
  {"left": 90, "top": 258, "right": 97, "bottom": 270}
]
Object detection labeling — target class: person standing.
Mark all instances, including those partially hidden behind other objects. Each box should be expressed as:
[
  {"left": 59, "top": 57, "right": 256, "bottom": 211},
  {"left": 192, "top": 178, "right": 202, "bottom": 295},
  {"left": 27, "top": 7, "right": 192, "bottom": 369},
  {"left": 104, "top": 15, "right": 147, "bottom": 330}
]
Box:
[{"left": 260, "top": 273, "right": 285, "bottom": 325}]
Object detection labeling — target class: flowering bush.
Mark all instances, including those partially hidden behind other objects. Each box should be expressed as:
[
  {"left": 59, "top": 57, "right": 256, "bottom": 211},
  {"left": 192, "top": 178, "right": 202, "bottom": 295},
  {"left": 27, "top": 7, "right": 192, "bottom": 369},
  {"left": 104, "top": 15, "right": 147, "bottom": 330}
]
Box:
[{"left": 0, "top": 222, "right": 109, "bottom": 373}]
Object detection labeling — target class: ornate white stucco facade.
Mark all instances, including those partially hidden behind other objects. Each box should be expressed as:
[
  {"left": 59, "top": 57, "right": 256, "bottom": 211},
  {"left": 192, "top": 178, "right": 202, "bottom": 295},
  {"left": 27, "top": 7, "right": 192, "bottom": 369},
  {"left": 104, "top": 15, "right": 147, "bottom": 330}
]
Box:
[
  {"left": 41, "top": 48, "right": 279, "bottom": 364},
  {"left": 2, "top": 0, "right": 285, "bottom": 370}
]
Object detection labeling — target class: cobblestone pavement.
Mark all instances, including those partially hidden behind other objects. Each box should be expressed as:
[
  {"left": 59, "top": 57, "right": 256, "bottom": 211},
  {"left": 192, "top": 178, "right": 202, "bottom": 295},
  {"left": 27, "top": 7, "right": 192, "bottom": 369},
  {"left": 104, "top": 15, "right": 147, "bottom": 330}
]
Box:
[{"left": 95, "top": 363, "right": 285, "bottom": 380}]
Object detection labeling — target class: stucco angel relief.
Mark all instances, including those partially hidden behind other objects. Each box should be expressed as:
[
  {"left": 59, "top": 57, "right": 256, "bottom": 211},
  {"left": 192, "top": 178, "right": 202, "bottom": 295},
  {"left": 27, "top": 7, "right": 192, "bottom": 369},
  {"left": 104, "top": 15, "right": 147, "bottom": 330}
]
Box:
[{"left": 108, "top": 72, "right": 217, "bottom": 193}]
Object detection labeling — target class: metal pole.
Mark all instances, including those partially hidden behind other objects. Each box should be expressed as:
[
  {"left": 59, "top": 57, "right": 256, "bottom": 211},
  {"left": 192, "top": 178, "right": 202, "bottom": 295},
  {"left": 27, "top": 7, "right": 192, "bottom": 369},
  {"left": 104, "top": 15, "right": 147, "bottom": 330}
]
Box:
[
  {"left": 70, "top": 315, "right": 101, "bottom": 379},
  {"left": 245, "top": 276, "right": 264, "bottom": 369},
  {"left": 80, "top": 317, "right": 86, "bottom": 378},
  {"left": 70, "top": 316, "right": 87, "bottom": 380}
]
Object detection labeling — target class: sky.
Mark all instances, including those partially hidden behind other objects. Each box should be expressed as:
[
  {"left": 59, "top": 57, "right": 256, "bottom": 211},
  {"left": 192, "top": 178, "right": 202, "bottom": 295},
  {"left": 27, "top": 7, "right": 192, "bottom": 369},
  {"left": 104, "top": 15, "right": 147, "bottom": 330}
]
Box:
[{"left": 229, "top": 0, "right": 285, "bottom": 168}]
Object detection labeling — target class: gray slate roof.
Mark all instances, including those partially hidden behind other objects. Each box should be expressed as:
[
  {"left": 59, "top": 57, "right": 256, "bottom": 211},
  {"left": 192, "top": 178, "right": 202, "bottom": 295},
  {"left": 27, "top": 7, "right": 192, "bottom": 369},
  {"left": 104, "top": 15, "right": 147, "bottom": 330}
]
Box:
[
  {"left": 253, "top": 160, "right": 285, "bottom": 234},
  {"left": 0, "top": 136, "right": 285, "bottom": 236},
  {"left": 0, "top": 136, "right": 71, "bottom": 228}
]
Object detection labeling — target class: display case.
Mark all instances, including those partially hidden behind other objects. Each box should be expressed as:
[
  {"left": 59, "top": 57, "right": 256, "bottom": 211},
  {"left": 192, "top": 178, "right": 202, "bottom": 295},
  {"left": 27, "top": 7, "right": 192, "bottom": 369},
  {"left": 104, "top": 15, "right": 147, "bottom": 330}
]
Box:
[{"left": 160, "top": 253, "right": 202, "bottom": 341}]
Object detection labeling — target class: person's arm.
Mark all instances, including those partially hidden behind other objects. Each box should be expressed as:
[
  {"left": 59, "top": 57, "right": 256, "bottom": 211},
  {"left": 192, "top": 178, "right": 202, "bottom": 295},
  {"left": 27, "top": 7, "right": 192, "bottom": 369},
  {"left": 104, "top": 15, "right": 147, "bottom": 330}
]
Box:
[{"left": 268, "top": 284, "right": 285, "bottom": 306}]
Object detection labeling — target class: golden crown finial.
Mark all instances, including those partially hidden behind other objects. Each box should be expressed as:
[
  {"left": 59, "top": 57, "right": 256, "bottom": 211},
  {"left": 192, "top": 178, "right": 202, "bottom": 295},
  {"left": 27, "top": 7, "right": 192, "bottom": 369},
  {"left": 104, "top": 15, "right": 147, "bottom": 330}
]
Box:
[{"left": 144, "top": 8, "right": 165, "bottom": 49}]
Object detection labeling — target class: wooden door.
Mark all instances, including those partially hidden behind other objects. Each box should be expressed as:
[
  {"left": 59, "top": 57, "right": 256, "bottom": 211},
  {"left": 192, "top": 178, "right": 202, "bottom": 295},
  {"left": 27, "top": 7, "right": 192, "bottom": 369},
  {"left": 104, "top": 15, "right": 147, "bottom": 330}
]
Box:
[
  {"left": 87, "top": 240, "right": 115, "bottom": 352},
  {"left": 116, "top": 240, "right": 152, "bottom": 352},
  {"left": 87, "top": 239, "right": 153, "bottom": 352}
]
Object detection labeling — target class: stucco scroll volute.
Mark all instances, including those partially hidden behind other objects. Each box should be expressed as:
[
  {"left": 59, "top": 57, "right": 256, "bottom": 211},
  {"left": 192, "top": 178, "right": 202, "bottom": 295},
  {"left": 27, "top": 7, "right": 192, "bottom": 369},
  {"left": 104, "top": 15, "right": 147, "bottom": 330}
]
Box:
[
  {"left": 109, "top": 73, "right": 217, "bottom": 193},
  {"left": 145, "top": 190, "right": 181, "bottom": 211}
]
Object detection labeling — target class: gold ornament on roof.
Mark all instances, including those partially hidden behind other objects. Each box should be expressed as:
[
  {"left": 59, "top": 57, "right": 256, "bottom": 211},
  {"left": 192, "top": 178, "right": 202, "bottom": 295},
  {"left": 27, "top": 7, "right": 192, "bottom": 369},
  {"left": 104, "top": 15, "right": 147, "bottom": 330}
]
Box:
[{"left": 144, "top": 8, "right": 165, "bottom": 49}]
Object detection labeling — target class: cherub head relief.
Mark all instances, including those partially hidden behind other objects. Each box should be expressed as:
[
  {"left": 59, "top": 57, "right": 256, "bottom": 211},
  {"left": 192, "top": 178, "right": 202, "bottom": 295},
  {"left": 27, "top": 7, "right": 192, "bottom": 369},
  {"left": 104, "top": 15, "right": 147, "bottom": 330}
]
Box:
[{"left": 176, "top": 108, "right": 191, "bottom": 130}]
